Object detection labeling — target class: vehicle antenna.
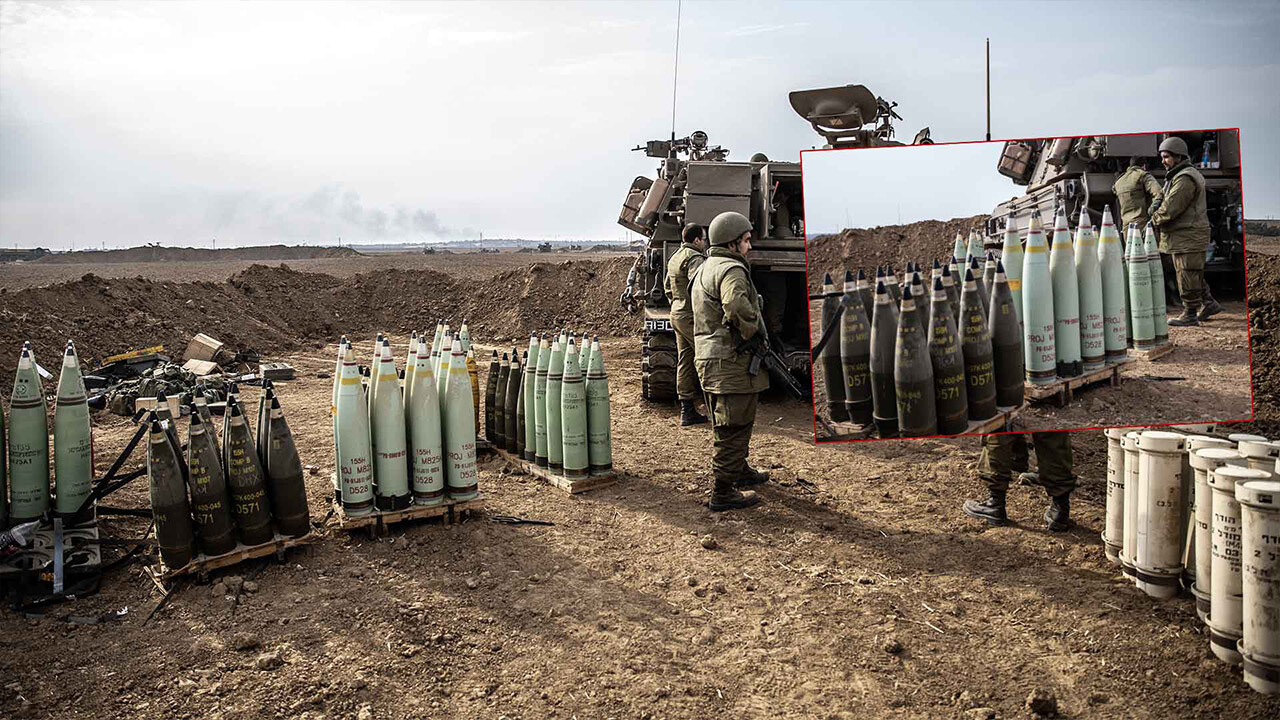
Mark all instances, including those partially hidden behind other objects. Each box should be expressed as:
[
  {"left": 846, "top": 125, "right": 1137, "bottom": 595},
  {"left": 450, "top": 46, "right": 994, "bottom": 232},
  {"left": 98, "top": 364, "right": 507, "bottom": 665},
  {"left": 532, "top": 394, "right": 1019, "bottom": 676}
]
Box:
[{"left": 670, "top": 0, "right": 682, "bottom": 141}]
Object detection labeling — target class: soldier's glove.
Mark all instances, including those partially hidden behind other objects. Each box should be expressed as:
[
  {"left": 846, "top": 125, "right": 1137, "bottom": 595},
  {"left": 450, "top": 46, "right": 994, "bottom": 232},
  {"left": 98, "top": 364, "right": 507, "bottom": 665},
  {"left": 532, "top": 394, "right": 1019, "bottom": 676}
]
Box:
[{"left": 620, "top": 286, "right": 633, "bottom": 306}]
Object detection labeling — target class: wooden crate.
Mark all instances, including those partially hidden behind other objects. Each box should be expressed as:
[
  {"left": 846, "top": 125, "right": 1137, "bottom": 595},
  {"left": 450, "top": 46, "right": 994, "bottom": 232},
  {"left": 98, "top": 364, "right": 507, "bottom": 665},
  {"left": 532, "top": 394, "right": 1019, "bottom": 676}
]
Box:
[
  {"left": 488, "top": 446, "right": 619, "bottom": 494},
  {"left": 1024, "top": 357, "right": 1134, "bottom": 407},
  {"left": 147, "top": 530, "right": 318, "bottom": 584},
  {"left": 819, "top": 403, "right": 1024, "bottom": 442}
]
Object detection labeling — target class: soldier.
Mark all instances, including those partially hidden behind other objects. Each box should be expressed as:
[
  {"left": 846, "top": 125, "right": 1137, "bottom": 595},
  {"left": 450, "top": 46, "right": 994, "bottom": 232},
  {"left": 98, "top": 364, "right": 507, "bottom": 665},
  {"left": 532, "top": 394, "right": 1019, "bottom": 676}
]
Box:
[
  {"left": 1151, "top": 136, "right": 1223, "bottom": 326},
  {"left": 665, "top": 223, "right": 709, "bottom": 426},
  {"left": 1112, "top": 157, "right": 1163, "bottom": 229},
  {"left": 690, "top": 211, "right": 770, "bottom": 512},
  {"left": 961, "top": 431, "right": 1075, "bottom": 531}
]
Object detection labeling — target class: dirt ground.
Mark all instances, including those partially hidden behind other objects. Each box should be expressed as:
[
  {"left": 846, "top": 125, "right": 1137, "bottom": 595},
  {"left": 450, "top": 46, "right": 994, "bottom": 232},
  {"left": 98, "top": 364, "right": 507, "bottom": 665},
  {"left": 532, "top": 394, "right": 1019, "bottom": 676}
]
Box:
[{"left": 0, "top": 251, "right": 1278, "bottom": 720}]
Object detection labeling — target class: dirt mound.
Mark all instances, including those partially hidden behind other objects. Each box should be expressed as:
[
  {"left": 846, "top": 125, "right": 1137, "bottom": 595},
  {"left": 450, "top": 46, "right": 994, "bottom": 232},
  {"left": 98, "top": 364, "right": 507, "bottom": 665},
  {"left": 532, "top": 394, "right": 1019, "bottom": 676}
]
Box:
[
  {"left": 1219, "top": 248, "right": 1280, "bottom": 436},
  {"left": 0, "top": 258, "right": 635, "bottom": 369},
  {"left": 35, "top": 244, "right": 363, "bottom": 265},
  {"left": 1245, "top": 219, "right": 1280, "bottom": 237},
  {"left": 807, "top": 215, "right": 988, "bottom": 293}
]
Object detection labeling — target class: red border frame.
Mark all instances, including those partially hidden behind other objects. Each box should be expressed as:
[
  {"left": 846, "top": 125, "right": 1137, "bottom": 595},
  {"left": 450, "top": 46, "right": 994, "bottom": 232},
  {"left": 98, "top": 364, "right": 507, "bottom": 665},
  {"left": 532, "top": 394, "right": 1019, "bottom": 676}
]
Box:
[{"left": 799, "top": 127, "right": 1254, "bottom": 445}]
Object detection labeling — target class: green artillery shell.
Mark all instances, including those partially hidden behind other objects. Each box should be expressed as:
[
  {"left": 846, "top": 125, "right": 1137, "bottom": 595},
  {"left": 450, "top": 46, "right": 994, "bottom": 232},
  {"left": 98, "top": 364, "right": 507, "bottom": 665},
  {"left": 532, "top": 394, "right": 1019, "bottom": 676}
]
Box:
[
  {"left": 839, "top": 271, "right": 873, "bottom": 426},
  {"left": 187, "top": 408, "right": 236, "bottom": 556},
  {"left": 370, "top": 341, "right": 410, "bottom": 511},
  {"left": 368, "top": 332, "right": 384, "bottom": 419},
  {"left": 408, "top": 341, "right": 445, "bottom": 505},
  {"left": 443, "top": 340, "right": 479, "bottom": 500},
  {"left": 404, "top": 333, "right": 420, "bottom": 420},
  {"left": 1126, "top": 224, "right": 1156, "bottom": 348},
  {"left": 1097, "top": 208, "right": 1129, "bottom": 361},
  {"left": 155, "top": 391, "right": 185, "bottom": 471},
  {"left": 466, "top": 347, "right": 480, "bottom": 439},
  {"left": 1001, "top": 221, "right": 1025, "bottom": 327},
  {"left": 534, "top": 336, "right": 551, "bottom": 466},
  {"left": 1022, "top": 212, "right": 1058, "bottom": 384},
  {"left": 523, "top": 334, "right": 539, "bottom": 461},
  {"left": 336, "top": 345, "right": 375, "bottom": 516},
  {"left": 894, "top": 286, "right": 937, "bottom": 437},
  {"left": 953, "top": 233, "right": 967, "bottom": 269},
  {"left": 1074, "top": 207, "right": 1105, "bottom": 371},
  {"left": 436, "top": 331, "right": 453, "bottom": 403},
  {"left": 585, "top": 337, "right": 613, "bottom": 473},
  {"left": 1048, "top": 207, "right": 1082, "bottom": 378},
  {"left": 8, "top": 345, "right": 49, "bottom": 523},
  {"left": 988, "top": 262, "right": 1025, "bottom": 408},
  {"left": 960, "top": 268, "right": 997, "bottom": 421},
  {"left": 855, "top": 268, "right": 874, "bottom": 321},
  {"left": 546, "top": 341, "right": 565, "bottom": 471},
  {"left": 484, "top": 350, "right": 500, "bottom": 444},
  {"left": 429, "top": 322, "right": 444, "bottom": 377},
  {"left": 504, "top": 352, "right": 521, "bottom": 454},
  {"left": 53, "top": 343, "right": 94, "bottom": 523},
  {"left": 516, "top": 351, "right": 528, "bottom": 455},
  {"left": 966, "top": 229, "right": 984, "bottom": 271},
  {"left": 493, "top": 354, "right": 509, "bottom": 448},
  {"left": 264, "top": 394, "right": 310, "bottom": 538},
  {"left": 560, "top": 338, "right": 589, "bottom": 478},
  {"left": 148, "top": 416, "right": 194, "bottom": 569},
  {"left": 1144, "top": 224, "right": 1169, "bottom": 346},
  {"left": 224, "top": 401, "right": 273, "bottom": 545},
  {"left": 885, "top": 266, "right": 900, "bottom": 304},
  {"left": 820, "top": 273, "right": 850, "bottom": 423},
  {"left": 983, "top": 251, "right": 998, "bottom": 298},
  {"left": 577, "top": 333, "right": 591, "bottom": 378},
  {"left": 869, "top": 280, "right": 900, "bottom": 439},
  {"left": 330, "top": 337, "right": 348, "bottom": 502},
  {"left": 928, "top": 277, "right": 969, "bottom": 435}
]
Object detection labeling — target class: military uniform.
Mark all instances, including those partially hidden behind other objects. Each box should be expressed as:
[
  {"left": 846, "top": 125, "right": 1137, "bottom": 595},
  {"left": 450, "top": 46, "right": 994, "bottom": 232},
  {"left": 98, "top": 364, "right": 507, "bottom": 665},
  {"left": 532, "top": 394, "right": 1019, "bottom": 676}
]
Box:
[
  {"left": 1112, "top": 165, "right": 1164, "bottom": 230},
  {"left": 664, "top": 242, "right": 706, "bottom": 403},
  {"left": 977, "top": 431, "right": 1075, "bottom": 498},
  {"left": 1152, "top": 159, "right": 1212, "bottom": 316},
  {"left": 691, "top": 244, "right": 769, "bottom": 503}
]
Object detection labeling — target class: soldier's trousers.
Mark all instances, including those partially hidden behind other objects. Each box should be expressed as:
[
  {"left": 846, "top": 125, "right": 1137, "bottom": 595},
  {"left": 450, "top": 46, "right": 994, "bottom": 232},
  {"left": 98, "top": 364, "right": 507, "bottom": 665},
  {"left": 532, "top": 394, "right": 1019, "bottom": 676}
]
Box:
[
  {"left": 705, "top": 392, "right": 758, "bottom": 493},
  {"left": 978, "top": 431, "right": 1075, "bottom": 497},
  {"left": 1171, "top": 252, "right": 1206, "bottom": 313},
  {"left": 673, "top": 322, "right": 701, "bottom": 402}
]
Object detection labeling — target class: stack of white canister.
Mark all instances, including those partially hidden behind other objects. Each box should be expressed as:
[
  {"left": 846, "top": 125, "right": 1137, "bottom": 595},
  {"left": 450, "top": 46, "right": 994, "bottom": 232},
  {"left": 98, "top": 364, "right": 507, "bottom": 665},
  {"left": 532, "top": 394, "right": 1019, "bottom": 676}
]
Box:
[{"left": 1101, "top": 427, "right": 1279, "bottom": 694}]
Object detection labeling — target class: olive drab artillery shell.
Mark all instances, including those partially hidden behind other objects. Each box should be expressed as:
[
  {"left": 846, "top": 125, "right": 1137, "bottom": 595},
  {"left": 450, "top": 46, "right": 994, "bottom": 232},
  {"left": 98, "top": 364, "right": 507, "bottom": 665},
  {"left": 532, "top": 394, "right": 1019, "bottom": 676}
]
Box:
[
  {"left": 147, "top": 415, "right": 195, "bottom": 569},
  {"left": 515, "top": 351, "right": 528, "bottom": 455},
  {"left": 369, "top": 341, "right": 410, "bottom": 511},
  {"left": 335, "top": 344, "right": 375, "bottom": 516},
  {"left": 1208, "top": 465, "right": 1274, "bottom": 665},
  {"left": 154, "top": 391, "right": 184, "bottom": 471},
  {"left": 255, "top": 384, "right": 271, "bottom": 485},
  {"left": 856, "top": 268, "right": 873, "bottom": 321},
  {"left": 1189, "top": 444, "right": 1244, "bottom": 621},
  {"left": 560, "top": 338, "right": 589, "bottom": 479},
  {"left": 408, "top": 337, "right": 445, "bottom": 506},
  {"left": 187, "top": 407, "right": 237, "bottom": 556},
  {"left": 1127, "top": 223, "right": 1156, "bottom": 349},
  {"left": 1134, "top": 431, "right": 1188, "bottom": 599},
  {"left": 966, "top": 229, "right": 984, "bottom": 273},
  {"left": 1022, "top": 211, "right": 1057, "bottom": 385},
  {"left": 264, "top": 394, "right": 310, "bottom": 538},
  {"left": 493, "top": 353, "right": 509, "bottom": 448},
  {"left": 484, "top": 350, "right": 500, "bottom": 444},
  {"left": 968, "top": 256, "right": 989, "bottom": 317},
  {"left": 585, "top": 337, "right": 613, "bottom": 474},
  {"left": 982, "top": 251, "right": 997, "bottom": 299},
  {"left": 546, "top": 340, "right": 565, "bottom": 471},
  {"left": 820, "top": 273, "right": 850, "bottom": 423},
  {"left": 1074, "top": 208, "right": 1105, "bottom": 371},
  {"left": 1102, "top": 429, "right": 1127, "bottom": 564},
  {"left": 1144, "top": 224, "right": 1170, "bottom": 346},
  {"left": 988, "top": 262, "right": 1024, "bottom": 408},
  {"left": 943, "top": 261, "right": 961, "bottom": 325},
  {"left": 578, "top": 333, "right": 591, "bottom": 378},
  {"left": 1048, "top": 207, "right": 1082, "bottom": 378},
  {"left": 1121, "top": 431, "right": 1141, "bottom": 578},
  {"left": 893, "top": 285, "right": 937, "bottom": 437},
  {"left": 224, "top": 399, "right": 273, "bottom": 545},
  {"left": 534, "top": 335, "right": 551, "bottom": 467},
  {"left": 839, "top": 270, "right": 873, "bottom": 426},
  {"left": 928, "top": 276, "right": 968, "bottom": 435},
  {"left": 952, "top": 232, "right": 967, "bottom": 270},
  {"left": 885, "top": 265, "right": 900, "bottom": 304},
  {"left": 1235, "top": 477, "right": 1280, "bottom": 694},
  {"left": 53, "top": 342, "right": 94, "bottom": 524},
  {"left": 869, "top": 280, "right": 900, "bottom": 439},
  {"left": 1001, "top": 220, "right": 1025, "bottom": 327},
  {"left": 443, "top": 339, "right": 479, "bottom": 500},
  {"left": 504, "top": 351, "right": 521, "bottom": 454},
  {"left": 1096, "top": 208, "right": 1129, "bottom": 361},
  {"left": 524, "top": 334, "right": 540, "bottom": 462},
  {"left": 909, "top": 272, "right": 929, "bottom": 337},
  {"left": 960, "top": 268, "right": 997, "bottom": 421}
]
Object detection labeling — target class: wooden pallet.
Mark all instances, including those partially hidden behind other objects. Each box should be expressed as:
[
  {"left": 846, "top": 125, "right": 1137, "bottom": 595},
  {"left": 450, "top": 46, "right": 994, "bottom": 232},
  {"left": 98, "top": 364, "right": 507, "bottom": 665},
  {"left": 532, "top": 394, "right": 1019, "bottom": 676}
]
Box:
[
  {"left": 327, "top": 480, "right": 485, "bottom": 536},
  {"left": 820, "top": 403, "right": 1024, "bottom": 441},
  {"left": 1024, "top": 357, "right": 1134, "bottom": 407},
  {"left": 487, "top": 445, "right": 619, "bottom": 494},
  {"left": 146, "top": 530, "right": 319, "bottom": 584},
  {"left": 1132, "top": 343, "right": 1175, "bottom": 361}
]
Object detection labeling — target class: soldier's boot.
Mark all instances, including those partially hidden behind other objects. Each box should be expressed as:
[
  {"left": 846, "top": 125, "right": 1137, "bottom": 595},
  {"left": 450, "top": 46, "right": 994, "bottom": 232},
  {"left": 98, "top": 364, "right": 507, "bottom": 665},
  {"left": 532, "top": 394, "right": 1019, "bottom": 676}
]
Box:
[
  {"left": 1016, "top": 471, "right": 1041, "bottom": 488},
  {"left": 680, "top": 400, "right": 708, "bottom": 426},
  {"left": 962, "top": 491, "right": 1009, "bottom": 526},
  {"left": 1167, "top": 308, "right": 1200, "bottom": 327},
  {"left": 709, "top": 488, "right": 760, "bottom": 512},
  {"left": 1044, "top": 493, "right": 1072, "bottom": 532},
  {"left": 1198, "top": 297, "right": 1223, "bottom": 322},
  {"left": 736, "top": 464, "right": 769, "bottom": 488}
]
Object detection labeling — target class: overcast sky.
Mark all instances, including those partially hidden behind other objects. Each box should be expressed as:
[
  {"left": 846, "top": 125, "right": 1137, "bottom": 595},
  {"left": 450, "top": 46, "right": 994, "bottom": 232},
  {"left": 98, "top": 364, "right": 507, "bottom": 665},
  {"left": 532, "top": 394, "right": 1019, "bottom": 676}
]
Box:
[{"left": 2, "top": 1, "right": 1277, "bottom": 249}]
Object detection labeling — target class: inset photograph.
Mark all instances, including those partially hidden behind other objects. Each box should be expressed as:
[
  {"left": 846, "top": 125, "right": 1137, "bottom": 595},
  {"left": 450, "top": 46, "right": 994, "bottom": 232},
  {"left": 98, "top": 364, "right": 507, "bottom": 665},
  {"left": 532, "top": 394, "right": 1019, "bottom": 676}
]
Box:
[{"left": 804, "top": 130, "right": 1251, "bottom": 442}]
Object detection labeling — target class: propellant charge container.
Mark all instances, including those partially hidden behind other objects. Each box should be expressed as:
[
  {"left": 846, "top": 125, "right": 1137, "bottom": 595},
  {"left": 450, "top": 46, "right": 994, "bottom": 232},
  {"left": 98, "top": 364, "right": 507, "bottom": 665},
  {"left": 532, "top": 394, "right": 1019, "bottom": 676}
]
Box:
[
  {"left": 1133, "top": 431, "right": 1187, "bottom": 599},
  {"left": 1102, "top": 429, "right": 1126, "bottom": 565},
  {"left": 1208, "top": 466, "right": 1273, "bottom": 664},
  {"left": 1189, "top": 442, "right": 1241, "bottom": 620},
  {"left": 1236, "top": 476, "right": 1280, "bottom": 694}
]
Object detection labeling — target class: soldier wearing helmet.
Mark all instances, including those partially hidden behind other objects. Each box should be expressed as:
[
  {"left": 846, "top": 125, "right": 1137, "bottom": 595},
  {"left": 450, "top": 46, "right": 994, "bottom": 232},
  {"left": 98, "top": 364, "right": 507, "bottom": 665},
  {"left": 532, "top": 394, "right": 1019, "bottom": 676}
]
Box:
[
  {"left": 689, "top": 211, "right": 771, "bottom": 511},
  {"left": 665, "top": 223, "right": 709, "bottom": 426},
  {"left": 1152, "top": 136, "right": 1222, "bottom": 325},
  {"left": 1112, "top": 156, "right": 1163, "bottom": 230}
]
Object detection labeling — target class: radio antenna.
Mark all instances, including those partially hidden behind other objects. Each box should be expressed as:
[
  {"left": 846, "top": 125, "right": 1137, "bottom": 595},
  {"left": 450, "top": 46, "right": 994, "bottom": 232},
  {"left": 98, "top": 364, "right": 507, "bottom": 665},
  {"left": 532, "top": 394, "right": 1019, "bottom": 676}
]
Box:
[{"left": 670, "top": 0, "right": 682, "bottom": 141}]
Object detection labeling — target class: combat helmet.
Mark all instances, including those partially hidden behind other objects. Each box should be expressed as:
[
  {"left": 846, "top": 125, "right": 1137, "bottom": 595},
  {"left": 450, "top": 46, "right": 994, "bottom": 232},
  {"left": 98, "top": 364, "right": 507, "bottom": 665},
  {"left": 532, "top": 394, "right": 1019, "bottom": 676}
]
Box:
[
  {"left": 1158, "top": 136, "right": 1189, "bottom": 158},
  {"left": 709, "top": 211, "right": 753, "bottom": 246}
]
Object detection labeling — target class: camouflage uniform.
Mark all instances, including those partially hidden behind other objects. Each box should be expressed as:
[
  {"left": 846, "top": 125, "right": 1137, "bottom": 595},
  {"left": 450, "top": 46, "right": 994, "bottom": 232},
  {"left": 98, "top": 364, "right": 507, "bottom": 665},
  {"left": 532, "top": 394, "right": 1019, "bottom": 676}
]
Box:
[
  {"left": 664, "top": 242, "right": 706, "bottom": 402},
  {"left": 977, "top": 431, "right": 1076, "bottom": 498},
  {"left": 1112, "top": 166, "right": 1164, "bottom": 230},
  {"left": 691, "top": 246, "right": 769, "bottom": 494},
  {"left": 1151, "top": 160, "right": 1211, "bottom": 314}
]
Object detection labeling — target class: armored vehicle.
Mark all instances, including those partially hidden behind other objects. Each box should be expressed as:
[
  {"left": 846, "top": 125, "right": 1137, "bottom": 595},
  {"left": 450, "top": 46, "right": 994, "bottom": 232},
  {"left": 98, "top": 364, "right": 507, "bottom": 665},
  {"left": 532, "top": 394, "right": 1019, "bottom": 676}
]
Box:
[
  {"left": 986, "top": 131, "right": 1244, "bottom": 283},
  {"left": 618, "top": 84, "right": 932, "bottom": 401}
]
